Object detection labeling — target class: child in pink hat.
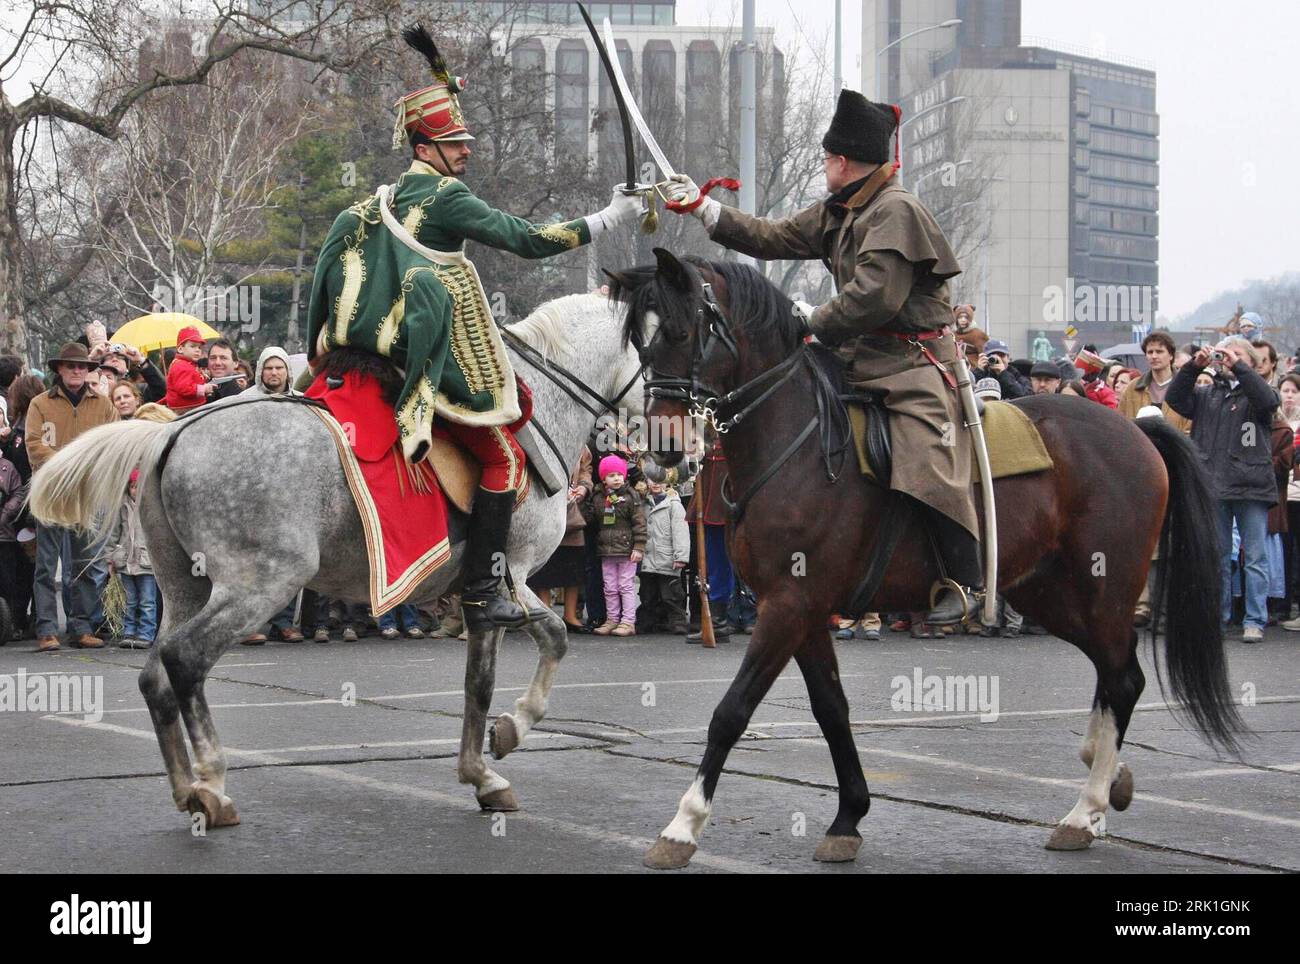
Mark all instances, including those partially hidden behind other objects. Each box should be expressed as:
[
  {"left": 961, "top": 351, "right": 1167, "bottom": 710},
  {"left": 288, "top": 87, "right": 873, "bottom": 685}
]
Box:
[{"left": 583, "top": 455, "right": 646, "bottom": 636}]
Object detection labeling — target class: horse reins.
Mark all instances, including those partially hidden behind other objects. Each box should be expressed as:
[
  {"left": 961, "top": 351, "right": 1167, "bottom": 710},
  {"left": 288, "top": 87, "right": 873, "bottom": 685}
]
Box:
[{"left": 642, "top": 274, "right": 854, "bottom": 523}]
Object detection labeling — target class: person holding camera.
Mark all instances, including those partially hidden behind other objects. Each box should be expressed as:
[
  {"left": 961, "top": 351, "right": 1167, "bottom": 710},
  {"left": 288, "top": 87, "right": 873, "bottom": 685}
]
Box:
[
  {"left": 1167, "top": 337, "right": 1280, "bottom": 643},
  {"left": 971, "top": 340, "right": 1029, "bottom": 399}
]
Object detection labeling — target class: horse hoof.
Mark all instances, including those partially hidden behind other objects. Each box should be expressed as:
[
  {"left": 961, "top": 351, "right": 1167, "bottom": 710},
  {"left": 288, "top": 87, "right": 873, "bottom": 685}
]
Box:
[
  {"left": 186, "top": 786, "right": 241, "bottom": 828},
  {"left": 489, "top": 714, "right": 520, "bottom": 760},
  {"left": 813, "top": 833, "right": 862, "bottom": 863},
  {"left": 1045, "top": 823, "right": 1094, "bottom": 851},
  {"left": 643, "top": 836, "right": 697, "bottom": 870},
  {"left": 1109, "top": 763, "right": 1134, "bottom": 811},
  {"left": 478, "top": 787, "right": 519, "bottom": 812}
]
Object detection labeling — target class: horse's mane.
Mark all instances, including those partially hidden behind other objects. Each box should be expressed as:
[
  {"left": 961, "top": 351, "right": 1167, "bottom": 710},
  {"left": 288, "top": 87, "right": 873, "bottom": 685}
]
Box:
[
  {"left": 611, "top": 256, "right": 844, "bottom": 391},
  {"left": 506, "top": 292, "right": 615, "bottom": 363}
]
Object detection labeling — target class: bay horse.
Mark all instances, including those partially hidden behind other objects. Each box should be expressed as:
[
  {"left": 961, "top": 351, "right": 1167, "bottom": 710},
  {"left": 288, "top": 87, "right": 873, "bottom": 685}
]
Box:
[
  {"left": 30, "top": 293, "right": 644, "bottom": 828},
  {"left": 609, "top": 249, "right": 1242, "bottom": 870}
]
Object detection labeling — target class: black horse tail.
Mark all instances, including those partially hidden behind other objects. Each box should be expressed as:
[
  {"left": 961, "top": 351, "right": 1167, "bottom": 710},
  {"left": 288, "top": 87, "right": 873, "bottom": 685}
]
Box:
[{"left": 1136, "top": 416, "right": 1245, "bottom": 755}]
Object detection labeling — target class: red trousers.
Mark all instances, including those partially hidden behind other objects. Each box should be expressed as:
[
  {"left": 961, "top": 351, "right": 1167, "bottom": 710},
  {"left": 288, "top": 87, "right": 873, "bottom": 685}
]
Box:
[{"left": 442, "top": 422, "right": 526, "bottom": 494}]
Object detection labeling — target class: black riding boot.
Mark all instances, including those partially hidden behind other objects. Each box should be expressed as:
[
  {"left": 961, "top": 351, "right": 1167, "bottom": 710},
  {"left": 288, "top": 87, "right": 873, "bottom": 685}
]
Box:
[
  {"left": 461, "top": 488, "right": 528, "bottom": 633},
  {"left": 925, "top": 511, "right": 984, "bottom": 626}
]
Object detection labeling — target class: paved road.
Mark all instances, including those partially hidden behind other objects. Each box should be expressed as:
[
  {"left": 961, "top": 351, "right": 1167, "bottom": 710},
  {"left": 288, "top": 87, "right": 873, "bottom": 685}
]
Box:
[{"left": 1, "top": 625, "right": 1295, "bottom": 873}]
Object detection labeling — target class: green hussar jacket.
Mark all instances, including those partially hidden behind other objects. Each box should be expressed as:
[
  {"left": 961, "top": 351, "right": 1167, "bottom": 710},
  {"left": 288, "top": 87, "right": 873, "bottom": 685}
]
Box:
[{"left": 307, "top": 159, "right": 593, "bottom": 462}]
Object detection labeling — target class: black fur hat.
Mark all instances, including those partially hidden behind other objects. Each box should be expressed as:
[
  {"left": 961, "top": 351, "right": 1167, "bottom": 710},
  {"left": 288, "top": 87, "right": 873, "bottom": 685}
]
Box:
[{"left": 822, "top": 89, "right": 900, "bottom": 165}]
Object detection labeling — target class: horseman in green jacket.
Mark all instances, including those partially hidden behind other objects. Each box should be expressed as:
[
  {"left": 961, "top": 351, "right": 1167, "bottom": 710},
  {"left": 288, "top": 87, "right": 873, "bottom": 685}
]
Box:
[{"left": 307, "top": 25, "right": 641, "bottom": 631}]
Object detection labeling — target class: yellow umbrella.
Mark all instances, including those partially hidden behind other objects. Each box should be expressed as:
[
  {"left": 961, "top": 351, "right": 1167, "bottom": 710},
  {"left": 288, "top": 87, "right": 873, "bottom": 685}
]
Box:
[{"left": 111, "top": 313, "right": 222, "bottom": 355}]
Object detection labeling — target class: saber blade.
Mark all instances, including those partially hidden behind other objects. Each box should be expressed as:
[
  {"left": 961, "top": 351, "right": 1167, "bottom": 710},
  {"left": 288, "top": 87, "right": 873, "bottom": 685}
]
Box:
[{"left": 602, "top": 18, "right": 677, "bottom": 181}]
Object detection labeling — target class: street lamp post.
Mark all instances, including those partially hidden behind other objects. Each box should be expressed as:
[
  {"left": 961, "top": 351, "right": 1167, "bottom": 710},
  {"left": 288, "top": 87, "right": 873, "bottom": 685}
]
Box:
[{"left": 873, "top": 18, "right": 960, "bottom": 102}]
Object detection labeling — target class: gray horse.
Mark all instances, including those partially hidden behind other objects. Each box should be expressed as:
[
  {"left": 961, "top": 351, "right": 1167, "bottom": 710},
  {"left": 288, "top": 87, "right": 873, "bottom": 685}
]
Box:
[{"left": 30, "top": 293, "right": 641, "bottom": 827}]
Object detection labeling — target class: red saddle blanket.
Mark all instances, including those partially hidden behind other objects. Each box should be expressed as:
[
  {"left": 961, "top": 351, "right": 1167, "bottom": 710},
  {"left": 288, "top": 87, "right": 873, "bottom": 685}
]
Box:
[{"left": 305, "top": 370, "right": 452, "bottom": 615}]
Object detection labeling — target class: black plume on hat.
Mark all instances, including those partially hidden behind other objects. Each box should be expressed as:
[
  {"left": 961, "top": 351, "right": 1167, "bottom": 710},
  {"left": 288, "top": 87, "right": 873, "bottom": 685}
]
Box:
[
  {"left": 402, "top": 23, "right": 455, "bottom": 88},
  {"left": 822, "top": 89, "right": 900, "bottom": 165}
]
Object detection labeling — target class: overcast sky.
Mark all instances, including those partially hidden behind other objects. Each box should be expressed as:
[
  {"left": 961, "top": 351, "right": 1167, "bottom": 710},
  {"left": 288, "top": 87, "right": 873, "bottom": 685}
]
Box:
[{"left": 678, "top": 0, "right": 1298, "bottom": 319}]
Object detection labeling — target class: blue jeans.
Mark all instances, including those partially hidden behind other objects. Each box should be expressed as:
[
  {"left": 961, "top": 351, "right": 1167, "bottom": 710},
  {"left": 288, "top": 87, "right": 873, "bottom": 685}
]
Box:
[
  {"left": 1217, "top": 500, "right": 1269, "bottom": 630},
  {"left": 378, "top": 603, "right": 420, "bottom": 632},
  {"left": 703, "top": 523, "right": 734, "bottom": 607},
  {"left": 34, "top": 524, "right": 100, "bottom": 637},
  {"left": 121, "top": 573, "right": 158, "bottom": 642}
]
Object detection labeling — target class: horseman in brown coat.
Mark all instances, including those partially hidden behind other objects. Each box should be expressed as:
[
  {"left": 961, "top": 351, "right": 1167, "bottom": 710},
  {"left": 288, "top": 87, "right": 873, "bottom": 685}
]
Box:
[{"left": 666, "top": 89, "right": 980, "bottom": 625}]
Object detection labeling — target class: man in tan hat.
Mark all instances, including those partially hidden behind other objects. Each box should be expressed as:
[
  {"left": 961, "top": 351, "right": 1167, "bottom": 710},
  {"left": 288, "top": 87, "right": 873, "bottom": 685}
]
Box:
[
  {"left": 26, "top": 342, "right": 118, "bottom": 650},
  {"left": 666, "top": 90, "right": 979, "bottom": 627}
]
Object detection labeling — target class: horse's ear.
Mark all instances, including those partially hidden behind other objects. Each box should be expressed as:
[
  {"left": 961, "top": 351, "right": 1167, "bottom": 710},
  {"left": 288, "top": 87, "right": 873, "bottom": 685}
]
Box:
[
  {"left": 601, "top": 268, "right": 630, "bottom": 301},
  {"left": 653, "top": 247, "right": 692, "bottom": 292}
]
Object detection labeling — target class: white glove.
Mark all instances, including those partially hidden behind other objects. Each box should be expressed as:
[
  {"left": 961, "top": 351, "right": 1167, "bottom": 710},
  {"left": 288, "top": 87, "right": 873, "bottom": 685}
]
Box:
[
  {"left": 585, "top": 186, "right": 643, "bottom": 237},
  {"left": 667, "top": 174, "right": 721, "bottom": 229}
]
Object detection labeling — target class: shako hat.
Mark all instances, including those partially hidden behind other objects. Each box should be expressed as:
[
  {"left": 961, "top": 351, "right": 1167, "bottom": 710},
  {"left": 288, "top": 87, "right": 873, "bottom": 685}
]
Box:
[{"left": 392, "top": 24, "right": 474, "bottom": 149}]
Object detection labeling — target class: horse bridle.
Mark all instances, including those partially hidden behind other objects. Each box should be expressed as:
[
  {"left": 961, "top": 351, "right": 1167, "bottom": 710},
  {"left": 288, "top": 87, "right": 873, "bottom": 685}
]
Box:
[
  {"left": 501, "top": 327, "right": 644, "bottom": 419},
  {"left": 639, "top": 272, "right": 852, "bottom": 521}
]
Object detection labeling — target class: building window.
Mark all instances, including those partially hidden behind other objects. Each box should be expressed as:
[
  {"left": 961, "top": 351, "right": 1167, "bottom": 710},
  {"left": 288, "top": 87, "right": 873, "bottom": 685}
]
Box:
[
  {"left": 598, "top": 41, "right": 635, "bottom": 176},
  {"left": 555, "top": 40, "right": 589, "bottom": 158},
  {"left": 642, "top": 40, "right": 679, "bottom": 164},
  {"left": 686, "top": 41, "right": 721, "bottom": 176},
  {"left": 653, "top": 3, "right": 673, "bottom": 24}
]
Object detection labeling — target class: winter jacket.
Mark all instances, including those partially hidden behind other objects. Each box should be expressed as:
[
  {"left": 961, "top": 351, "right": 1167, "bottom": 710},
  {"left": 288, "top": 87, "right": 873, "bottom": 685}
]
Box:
[
  {"left": 240, "top": 346, "right": 303, "bottom": 398},
  {"left": 1118, "top": 369, "right": 1191, "bottom": 433},
  {"left": 1267, "top": 415, "right": 1293, "bottom": 535},
  {"left": 641, "top": 489, "right": 689, "bottom": 575},
  {"left": 1084, "top": 379, "right": 1118, "bottom": 409},
  {"left": 0, "top": 457, "right": 28, "bottom": 542},
  {"left": 164, "top": 356, "right": 207, "bottom": 412},
  {"left": 973, "top": 362, "right": 1029, "bottom": 400},
  {"left": 107, "top": 497, "right": 152, "bottom": 574},
  {"left": 581, "top": 482, "right": 647, "bottom": 558},
  {"left": 1167, "top": 359, "right": 1280, "bottom": 504},
  {"left": 25, "top": 381, "right": 119, "bottom": 474},
  {"left": 561, "top": 447, "right": 593, "bottom": 548}
]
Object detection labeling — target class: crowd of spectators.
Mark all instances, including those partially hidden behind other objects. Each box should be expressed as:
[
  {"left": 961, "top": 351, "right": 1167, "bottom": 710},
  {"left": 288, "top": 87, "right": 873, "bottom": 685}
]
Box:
[{"left": 5, "top": 306, "right": 1299, "bottom": 651}]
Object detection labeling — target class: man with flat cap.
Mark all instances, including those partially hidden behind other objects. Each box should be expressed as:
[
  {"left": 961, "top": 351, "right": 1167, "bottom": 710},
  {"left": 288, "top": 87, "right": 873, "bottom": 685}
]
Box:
[{"left": 666, "top": 89, "right": 979, "bottom": 627}]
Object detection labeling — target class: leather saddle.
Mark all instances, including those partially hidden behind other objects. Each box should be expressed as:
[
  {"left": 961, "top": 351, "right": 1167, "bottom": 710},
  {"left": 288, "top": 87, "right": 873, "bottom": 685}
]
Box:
[{"left": 844, "top": 390, "right": 893, "bottom": 487}]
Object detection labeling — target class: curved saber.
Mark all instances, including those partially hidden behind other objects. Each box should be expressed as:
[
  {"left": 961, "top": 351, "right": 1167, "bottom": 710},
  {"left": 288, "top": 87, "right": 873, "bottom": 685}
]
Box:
[
  {"left": 576, "top": 3, "right": 638, "bottom": 192},
  {"left": 601, "top": 17, "right": 677, "bottom": 181}
]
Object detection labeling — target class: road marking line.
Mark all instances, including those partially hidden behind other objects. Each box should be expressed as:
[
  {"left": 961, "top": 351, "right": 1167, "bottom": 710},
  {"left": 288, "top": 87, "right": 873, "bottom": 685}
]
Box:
[
  {"left": 216, "top": 662, "right": 280, "bottom": 668},
  {"left": 607, "top": 695, "right": 1300, "bottom": 738},
  {"left": 49, "top": 673, "right": 844, "bottom": 716},
  {"left": 784, "top": 740, "right": 1300, "bottom": 830},
  {"left": 40, "top": 716, "right": 781, "bottom": 874},
  {"left": 1167, "top": 762, "right": 1300, "bottom": 779}
]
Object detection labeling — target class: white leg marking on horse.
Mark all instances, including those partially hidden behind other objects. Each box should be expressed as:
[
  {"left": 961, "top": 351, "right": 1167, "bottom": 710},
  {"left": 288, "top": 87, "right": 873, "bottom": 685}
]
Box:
[
  {"left": 661, "top": 776, "right": 711, "bottom": 845},
  {"left": 1079, "top": 704, "right": 1102, "bottom": 768},
  {"left": 1060, "top": 707, "right": 1118, "bottom": 836},
  {"left": 477, "top": 770, "right": 511, "bottom": 796}
]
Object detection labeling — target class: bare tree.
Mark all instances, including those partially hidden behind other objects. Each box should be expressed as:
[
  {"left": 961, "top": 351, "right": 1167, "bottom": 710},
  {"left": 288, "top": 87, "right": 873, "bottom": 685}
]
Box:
[
  {"left": 1256, "top": 278, "right": 1300, "bottom": 351},
  {"left": 0, "top": 0, "right": 395, "bottom": 358},
  {"left": 905, "top": 70, "right": 1002, "bottom": 307}
]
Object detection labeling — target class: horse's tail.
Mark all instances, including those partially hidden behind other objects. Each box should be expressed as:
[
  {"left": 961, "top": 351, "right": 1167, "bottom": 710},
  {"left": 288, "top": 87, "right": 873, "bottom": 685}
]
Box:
[
  {"left": 29, "top": 419, "right": 174, "bottom": 542},
  {"left": 1136, "top": 416, "right": 1245, "bottom": 755}
]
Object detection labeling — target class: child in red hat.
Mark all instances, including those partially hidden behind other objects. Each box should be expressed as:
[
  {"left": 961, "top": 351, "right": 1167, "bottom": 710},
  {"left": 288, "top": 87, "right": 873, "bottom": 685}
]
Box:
[{"left": 164, "top": 326, "right": 214, "bottom": 412}]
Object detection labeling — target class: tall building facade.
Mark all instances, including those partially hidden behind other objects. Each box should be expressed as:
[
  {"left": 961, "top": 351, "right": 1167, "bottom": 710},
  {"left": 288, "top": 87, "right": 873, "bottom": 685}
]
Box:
[{"left": 862, "top": 0, "right": 1158, "bottom": 355}]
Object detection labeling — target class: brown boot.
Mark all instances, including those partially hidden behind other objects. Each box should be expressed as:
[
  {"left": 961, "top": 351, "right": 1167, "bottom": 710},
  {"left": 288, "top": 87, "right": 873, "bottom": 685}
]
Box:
[
  {"left": 240, "top": 634, "right": 268, "bottom": 646},
  {"left": 37, "top": 635, "right": 60, "bottom": 652},
  {"left": 71, "top": 634, "right": 104, "bottom": 649}
]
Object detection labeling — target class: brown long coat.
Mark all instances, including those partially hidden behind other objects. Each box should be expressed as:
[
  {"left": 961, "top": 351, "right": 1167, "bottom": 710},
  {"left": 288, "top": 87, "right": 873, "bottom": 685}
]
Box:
[{"left": 710, "top": 166, "right": 976, "bottom": 535}]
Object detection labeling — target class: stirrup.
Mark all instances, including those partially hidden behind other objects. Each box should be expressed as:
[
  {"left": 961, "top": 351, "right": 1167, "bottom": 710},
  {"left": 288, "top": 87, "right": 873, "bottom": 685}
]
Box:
[{"left": 927, "top": 578, "right": 978, "bottom": 624}]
